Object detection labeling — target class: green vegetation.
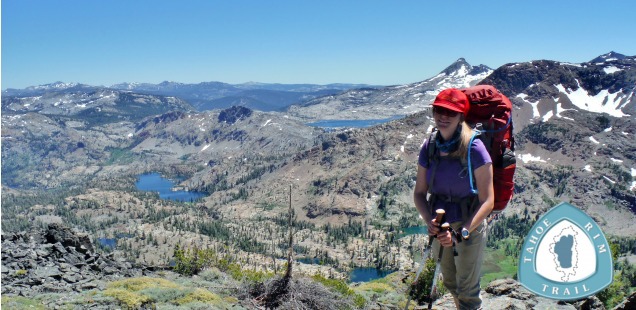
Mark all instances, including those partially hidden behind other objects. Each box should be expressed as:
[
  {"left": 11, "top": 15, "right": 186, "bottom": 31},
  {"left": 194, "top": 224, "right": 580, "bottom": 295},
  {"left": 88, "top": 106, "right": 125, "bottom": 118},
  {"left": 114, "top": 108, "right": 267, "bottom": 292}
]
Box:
[
  {"left": 481, "top": 238, "right": 520, "bottom": 285},
  {"left": 105, "top": 147, "right": 135, "bottom": 165},
  {"left": 102, "top": 277, "right": 227, "bottom": 309},
  {"left": 312, "top": 274, "right": 367, "bottom": 309},
  {"left": 596, "top": 242, "right": 636, "bottom": 308},
  {"left": 173, "top": 245, "right": 275, "bottom": 283},
  {"left": 173, "top": 245, "right": 217, "bottom": 276},
  {"left": 14, "top": 269, "right": 28, "bottom": 277},
  {"left": 354, "top": 279, "right": 399, "bottom": 306},
  {"left": 1, "top": 296, "right": 46, "bottom": 310},
  {"left": 404, "top": 257, "right": 447, "bottom": 307}
]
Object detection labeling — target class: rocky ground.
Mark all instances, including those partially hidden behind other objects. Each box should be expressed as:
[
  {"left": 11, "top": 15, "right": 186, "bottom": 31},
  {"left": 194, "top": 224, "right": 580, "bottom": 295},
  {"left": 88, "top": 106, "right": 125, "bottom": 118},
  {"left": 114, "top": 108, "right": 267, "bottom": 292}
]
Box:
[
  {"left": 3, "top": 224, "right": 635, "bottom": 309},
  {"left": 1, "top": 224, "right": 150, "bottom": 298}
]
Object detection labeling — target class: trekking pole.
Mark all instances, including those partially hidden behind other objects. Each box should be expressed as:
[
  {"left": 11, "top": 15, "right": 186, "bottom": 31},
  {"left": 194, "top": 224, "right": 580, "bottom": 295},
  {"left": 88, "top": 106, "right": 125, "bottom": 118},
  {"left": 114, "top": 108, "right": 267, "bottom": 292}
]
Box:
[
  {"left": 403, "top": 209, "right": 445, "bottom": 310},
  {"left": 428, "top": 222, "right": 453, "bottom": 310}
]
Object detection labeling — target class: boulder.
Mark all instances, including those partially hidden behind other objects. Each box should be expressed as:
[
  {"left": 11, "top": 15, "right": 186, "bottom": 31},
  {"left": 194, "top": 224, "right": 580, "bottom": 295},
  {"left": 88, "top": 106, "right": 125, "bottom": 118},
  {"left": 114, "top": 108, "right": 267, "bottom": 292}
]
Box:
[
  {"left": 44, "top": 223, "right": 94, "bottom": 254},
  {"left": 1, "top": 223, "right": 146, "bottom": 297}
]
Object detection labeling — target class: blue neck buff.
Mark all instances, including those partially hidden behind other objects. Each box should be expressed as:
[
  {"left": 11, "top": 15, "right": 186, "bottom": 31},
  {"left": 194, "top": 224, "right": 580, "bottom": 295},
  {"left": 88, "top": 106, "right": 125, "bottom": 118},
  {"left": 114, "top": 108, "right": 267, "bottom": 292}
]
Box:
[{"left": 435, "top": 126, "right": 462, "bottom": 153}]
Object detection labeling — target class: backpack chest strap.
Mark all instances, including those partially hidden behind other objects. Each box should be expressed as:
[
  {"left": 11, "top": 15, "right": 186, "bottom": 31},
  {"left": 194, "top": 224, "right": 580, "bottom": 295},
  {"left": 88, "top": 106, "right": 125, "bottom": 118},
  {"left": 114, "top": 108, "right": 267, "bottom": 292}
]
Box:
[{"left": 429, "top": 192, "right": 478, "bottom": 222}]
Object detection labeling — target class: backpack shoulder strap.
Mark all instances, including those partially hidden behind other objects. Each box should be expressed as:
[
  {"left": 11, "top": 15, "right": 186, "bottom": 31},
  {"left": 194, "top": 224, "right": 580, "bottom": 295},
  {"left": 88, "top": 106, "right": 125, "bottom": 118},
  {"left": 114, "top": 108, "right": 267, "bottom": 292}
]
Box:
[
  {"left": 467, "top": 130, "right": 481, "bottom": 195},
  {"left": 426, "top": 130, "right": 437, "bottom": 168},
  {"left": 426, "top": 130, "right": 440, "bottom": 213}
]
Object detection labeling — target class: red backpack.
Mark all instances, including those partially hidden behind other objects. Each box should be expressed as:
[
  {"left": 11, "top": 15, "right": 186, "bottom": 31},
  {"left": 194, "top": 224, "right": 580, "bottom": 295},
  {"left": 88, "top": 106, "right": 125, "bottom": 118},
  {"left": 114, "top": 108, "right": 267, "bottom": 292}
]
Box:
[{"left": 461, "top": 85, "right": 516, "bottom": 213}]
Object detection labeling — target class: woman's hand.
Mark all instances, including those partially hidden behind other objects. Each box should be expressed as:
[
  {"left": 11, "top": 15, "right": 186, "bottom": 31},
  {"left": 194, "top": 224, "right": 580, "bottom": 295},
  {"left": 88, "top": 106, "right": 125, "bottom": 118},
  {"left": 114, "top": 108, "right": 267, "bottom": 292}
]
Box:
[
  {"left": 427, "top": 217, "right": 441, "bottom": 236},
  {"left": 437, "top": 229, "right": 454, "bottom": 247}
]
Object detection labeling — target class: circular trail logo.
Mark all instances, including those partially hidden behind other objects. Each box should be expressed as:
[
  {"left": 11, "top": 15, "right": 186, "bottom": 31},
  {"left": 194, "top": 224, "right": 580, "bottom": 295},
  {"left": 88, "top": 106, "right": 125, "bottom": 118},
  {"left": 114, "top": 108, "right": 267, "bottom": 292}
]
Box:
[{"left": 518, "top": 202, "right": 613, "bottom": 300}]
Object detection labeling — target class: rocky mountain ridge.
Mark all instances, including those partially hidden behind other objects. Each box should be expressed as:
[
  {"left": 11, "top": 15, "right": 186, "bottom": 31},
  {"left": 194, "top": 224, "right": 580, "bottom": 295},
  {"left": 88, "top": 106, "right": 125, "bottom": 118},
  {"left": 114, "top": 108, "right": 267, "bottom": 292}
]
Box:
[
  {"left": 3, "top": 80, "right": 376, "bottom": 113},
  {"left": 286, "top": 58, "right": 493, "bottom": 121},
  {"left": 483, "top": 53, "right": 635, "bottom": 132}
]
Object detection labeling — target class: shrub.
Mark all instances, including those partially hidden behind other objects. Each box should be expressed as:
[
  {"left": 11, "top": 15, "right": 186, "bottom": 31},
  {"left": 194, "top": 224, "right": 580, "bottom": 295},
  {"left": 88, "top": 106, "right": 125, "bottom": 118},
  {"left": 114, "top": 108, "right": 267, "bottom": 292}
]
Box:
[
  {"left": 406, "top": 257, "right": 447, "bottom": 305},
  {"left": 104, "top": 277, "right": 180, "bottom": 309},
  {"left": 311, "top": 274, "right": 352, "bottom": 296},
  {"left": 173, "top": 245, "right": 217, "bottom": 276},
  {"left": 107, "top": 277, "right": 179, "bottom": 291},
  {"left": 310, "top": 274, "right": 366, "bottom": 308},
  {"left": 1, "top": 296, "right": 45, "bottom": 310},
  {"left": 139, "top": 287, "right": 190, "bottom": 303},
  {"left": 174, "top": 288, "right": 222, "bottom": 305},
  {"left": 15, "top": 269, "right": 27, "bottom": 276},
  {"left": 103, "top": 288, "right": 150, "bottom": 309},
  {"left": 356, "top": 282, "right": 393, "bottom": 293}
]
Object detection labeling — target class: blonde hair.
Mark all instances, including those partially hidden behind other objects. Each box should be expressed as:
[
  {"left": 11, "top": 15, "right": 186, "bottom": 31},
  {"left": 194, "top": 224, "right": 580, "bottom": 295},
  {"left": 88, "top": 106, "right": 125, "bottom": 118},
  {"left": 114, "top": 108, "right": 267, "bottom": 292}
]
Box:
[{"left": 448, "top": 120, "right": 474, "bottom": 160}]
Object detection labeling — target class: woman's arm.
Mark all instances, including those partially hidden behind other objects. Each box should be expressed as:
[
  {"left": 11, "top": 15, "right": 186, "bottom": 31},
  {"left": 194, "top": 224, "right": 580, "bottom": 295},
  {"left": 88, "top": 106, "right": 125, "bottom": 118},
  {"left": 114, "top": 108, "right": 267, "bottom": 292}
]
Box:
[
  {"left": 463, "top": 162, "right": 494, "bottom": 233},
  {"left": 414, "top": 164, "right": 441, "bottom": 236}
]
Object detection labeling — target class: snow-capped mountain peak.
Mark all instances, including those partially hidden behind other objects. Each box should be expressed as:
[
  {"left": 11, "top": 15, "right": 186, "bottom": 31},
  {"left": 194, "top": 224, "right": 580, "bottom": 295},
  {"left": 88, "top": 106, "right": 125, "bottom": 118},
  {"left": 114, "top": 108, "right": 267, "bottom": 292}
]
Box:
[
  {"left": 287, "top": 58, "right": 493, "bottom": 120},
  {"left": 27, "top": 81, "right": 79, "bottom": 91},
  {"left": 590, "top": 51, "right": 627, "bottom": 64}
]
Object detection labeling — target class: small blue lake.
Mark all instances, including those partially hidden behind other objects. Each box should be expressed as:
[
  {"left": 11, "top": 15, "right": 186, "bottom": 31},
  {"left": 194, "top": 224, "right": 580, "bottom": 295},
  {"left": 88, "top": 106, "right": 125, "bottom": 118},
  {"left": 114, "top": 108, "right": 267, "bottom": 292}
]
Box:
[
  {"left": 306, "top": 116, "right": 402, "bottom": 129},
  {"left": 98, "top": 238, "right": 117, "bottom": 249},
  {"left": 295, "top": 257, "right": 395, "bottom": 282},
  {"left": 398, "top": 226, "right": 428, "bottom": 238},
  {"left": 296, "top": 257, "right": 321, "bottom": 265},
  {"left": 97, "top": 233, "right": 134, "bottom": 249},
  {"left": 135, "top": 173, "right": 206, "bottom": 202},
  {"left": 350, "top": 267, "right": 396, "bottom": 282}
]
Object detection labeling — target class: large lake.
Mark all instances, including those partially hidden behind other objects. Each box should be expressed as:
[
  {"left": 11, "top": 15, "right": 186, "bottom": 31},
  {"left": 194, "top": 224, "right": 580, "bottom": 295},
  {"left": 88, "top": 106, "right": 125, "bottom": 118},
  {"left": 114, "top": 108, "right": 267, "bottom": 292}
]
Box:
[{"left": 135, "top": 172, "right": 206, "bottom": 202}]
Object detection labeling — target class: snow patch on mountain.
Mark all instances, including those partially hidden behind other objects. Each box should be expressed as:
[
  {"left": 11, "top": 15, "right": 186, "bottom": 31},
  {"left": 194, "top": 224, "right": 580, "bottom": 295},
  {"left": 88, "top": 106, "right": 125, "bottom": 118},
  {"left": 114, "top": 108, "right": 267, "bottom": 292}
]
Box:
[
  {"left": 555, "top": 82, "right": 629, "bottom": 117},
  {"left": 28, "top": 82, "right": 79, "bottom": 91},
  {"left": 589, "top": 136, "right": 600, "bottom": 144},
  {"left": 560, "top": 62, "right": 583, "bottom": 68},
  {"left": 603, "top": 176, "right": 617, "bottom": 184},
  {"left": 516, "top": 93, "right": 540, "bottom": 118},
  {"left": 542, "top": 111, "right": 554, "bottom": 122},
  {"left": 603, "top": 66, "right": 622, "bottom": 74},
  {"left": 631, "top": 168, "right": 636, "bottom": 191},
  {"left": 518, "top": 153, "right": 547, "bottom": 163}
]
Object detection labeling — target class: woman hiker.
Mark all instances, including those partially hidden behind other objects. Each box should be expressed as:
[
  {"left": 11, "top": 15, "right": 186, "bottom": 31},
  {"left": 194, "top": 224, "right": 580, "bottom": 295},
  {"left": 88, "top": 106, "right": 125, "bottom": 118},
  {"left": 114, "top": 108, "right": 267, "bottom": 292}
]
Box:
[{"left": 413, "top": 88, "right": 495, "bottom": 310}]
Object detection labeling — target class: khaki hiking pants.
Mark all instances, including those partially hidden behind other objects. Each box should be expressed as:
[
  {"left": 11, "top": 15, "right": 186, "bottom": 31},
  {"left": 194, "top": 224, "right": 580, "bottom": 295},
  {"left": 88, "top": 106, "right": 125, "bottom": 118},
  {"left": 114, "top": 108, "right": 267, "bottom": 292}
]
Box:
[{"left": 432, "top": 219, "right": 487, "bottom": 310}]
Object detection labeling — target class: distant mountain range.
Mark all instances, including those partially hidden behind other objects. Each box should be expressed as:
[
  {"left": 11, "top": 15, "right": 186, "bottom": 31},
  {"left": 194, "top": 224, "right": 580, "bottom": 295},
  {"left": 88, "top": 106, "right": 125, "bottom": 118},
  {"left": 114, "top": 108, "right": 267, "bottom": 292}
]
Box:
[
  {"left": 3, "top": 81, "right": 378, "bottom": 112},
  {"left": 4, "top": 51, "right": 633, "bottom": 122},
  {"left": 287, "top": 52, "right": 635, "bottom": 122}
]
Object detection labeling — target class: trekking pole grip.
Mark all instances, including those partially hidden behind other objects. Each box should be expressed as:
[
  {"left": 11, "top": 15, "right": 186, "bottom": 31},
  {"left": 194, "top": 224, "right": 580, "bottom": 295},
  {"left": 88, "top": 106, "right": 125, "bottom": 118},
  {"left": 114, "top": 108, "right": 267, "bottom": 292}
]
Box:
[
  {"left": 441, "top": 223, "right": 459, "bottom": 256},
  {"left": 434, "top": 209, "right": 445, "bottom": 225},
  {"left": 429, "top": 209, "right": 445, "bottom": 237}
]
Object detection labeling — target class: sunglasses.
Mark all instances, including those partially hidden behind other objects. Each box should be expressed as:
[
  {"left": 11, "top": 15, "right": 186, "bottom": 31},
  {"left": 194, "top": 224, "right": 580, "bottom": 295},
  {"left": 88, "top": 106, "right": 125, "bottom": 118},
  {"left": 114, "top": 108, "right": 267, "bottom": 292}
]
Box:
[{"left": 433, "top": 106, "right": 460, "bottom": 117}]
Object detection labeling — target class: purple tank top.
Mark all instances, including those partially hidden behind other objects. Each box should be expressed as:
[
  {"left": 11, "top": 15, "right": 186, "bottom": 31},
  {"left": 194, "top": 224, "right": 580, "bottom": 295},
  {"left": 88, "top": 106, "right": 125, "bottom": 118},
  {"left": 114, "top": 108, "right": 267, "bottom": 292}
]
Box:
[{"left": 418, "top": 138, "right": 492, "bottom": 223}]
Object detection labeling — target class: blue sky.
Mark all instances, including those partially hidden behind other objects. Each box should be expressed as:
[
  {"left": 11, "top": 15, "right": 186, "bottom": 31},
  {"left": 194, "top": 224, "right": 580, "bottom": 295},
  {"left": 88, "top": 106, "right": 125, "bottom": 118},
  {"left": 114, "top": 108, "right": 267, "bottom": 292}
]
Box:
[{"left": 2, "top": 0, "right": 636, "bottom": 89}]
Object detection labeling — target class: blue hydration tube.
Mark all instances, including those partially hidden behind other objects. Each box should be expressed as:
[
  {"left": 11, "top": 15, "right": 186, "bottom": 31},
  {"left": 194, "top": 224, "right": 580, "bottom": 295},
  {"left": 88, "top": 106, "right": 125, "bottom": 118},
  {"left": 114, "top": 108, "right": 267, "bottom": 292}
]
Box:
[{"left": 467, "top": 130, "right": 480, "bottom": 195}]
